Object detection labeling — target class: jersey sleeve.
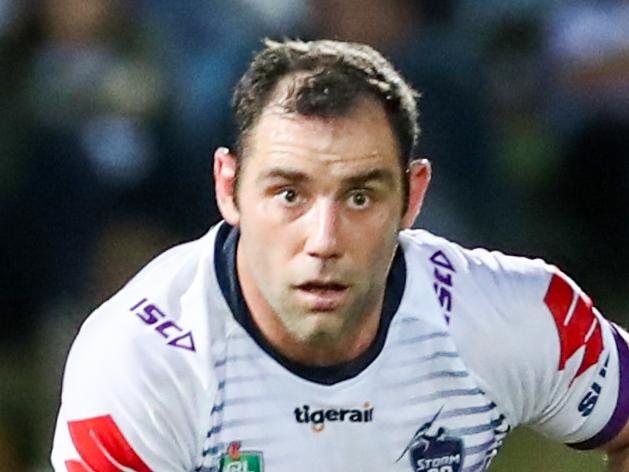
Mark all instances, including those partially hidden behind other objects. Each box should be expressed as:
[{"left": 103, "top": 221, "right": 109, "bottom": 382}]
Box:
[
  {"left": 448, "top": 247, "right": 629, "bottom": 448},
  {"left": 50, "top": 300, "right": 216, "bottom": 471}
]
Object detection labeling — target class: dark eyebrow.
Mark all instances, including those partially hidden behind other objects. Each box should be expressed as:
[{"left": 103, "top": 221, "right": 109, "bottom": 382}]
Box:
[
  {"left": 257, "top": 167, "right": 397, "bottom": 187},
  {"left": 257, "top": 168, "right": 311, "bottom": 184},
  {"left": 343, "top": 168, "right": 397, "bottom": 188}
]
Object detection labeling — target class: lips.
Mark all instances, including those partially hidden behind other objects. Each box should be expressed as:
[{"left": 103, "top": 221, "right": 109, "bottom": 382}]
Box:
[
  {"left": 297, "top": 281, "right": 348, "bottom": 292},
  {"left": 294, "top": 281, "right": 349, "bottom": 311}
]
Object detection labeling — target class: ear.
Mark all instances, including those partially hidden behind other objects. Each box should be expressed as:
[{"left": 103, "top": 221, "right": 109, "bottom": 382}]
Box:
[
  {"left": 401, "top": 159, "right": 431, "bottom": 229},
  {"left": 213, "top": 147, "right": 240, "bottom": 226}
]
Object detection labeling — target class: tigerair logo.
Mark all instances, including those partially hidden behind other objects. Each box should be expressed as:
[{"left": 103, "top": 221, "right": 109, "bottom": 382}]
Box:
[{"left": 293, "top": 402, "right": 374, "bottom": 432}]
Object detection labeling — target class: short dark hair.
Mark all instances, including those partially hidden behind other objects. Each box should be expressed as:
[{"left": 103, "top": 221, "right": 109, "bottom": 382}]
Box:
[{"left": 232, "top": 39, "right": 420, "bottom": 171}]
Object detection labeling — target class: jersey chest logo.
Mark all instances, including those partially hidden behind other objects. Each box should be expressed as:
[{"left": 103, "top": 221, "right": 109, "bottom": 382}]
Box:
[
  {"left": 409, "top": 433, "right": 463, "bottom": 472},
  {"left": 398, "top": 408, "right": 464, "bottom": 472},
  {"left": 219, "top": 441, "right": 264, "bottom": 472}
]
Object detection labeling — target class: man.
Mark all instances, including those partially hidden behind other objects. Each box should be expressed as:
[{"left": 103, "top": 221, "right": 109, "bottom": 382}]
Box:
[{"left": 51, "top": 39, "right": 629, "bottom": 471}]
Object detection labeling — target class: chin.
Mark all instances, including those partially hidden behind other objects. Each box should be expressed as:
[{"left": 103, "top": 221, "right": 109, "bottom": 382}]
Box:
[{"left": 291, "top": 316, "right": 347, "bottom": 345}]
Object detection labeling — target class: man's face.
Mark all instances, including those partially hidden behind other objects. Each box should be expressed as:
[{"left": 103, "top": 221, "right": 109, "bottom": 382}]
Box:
[{"left": 233, "top": 98, "right": 408, "bottom": 347}]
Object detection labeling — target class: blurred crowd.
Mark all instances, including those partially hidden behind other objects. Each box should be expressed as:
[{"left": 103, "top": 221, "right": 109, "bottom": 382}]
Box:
[{"left": 1, "top": 0, "right": 629, "bottom": 469}]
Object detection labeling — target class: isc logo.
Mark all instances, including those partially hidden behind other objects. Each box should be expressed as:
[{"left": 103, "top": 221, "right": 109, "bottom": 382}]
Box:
[
  {"left": 130, "top": 298, "right": 196, "bottom": 351},
  {"left": 577, "top": 355, "right": 609, "bottom": 417},
  {"left": 429, "top": 250, "right": 456, "bottom": 324}
]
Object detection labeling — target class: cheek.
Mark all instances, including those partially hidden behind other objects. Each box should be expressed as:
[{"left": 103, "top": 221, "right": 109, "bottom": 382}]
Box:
[
  {"left": 241, "top": 225, "right": 294, "bottom": 284},
  {"left": 242, "top": 189, "right": 295, "bottom": 227},
  {"left": 356, "top": 207, "right": 400, "bottom": 248},
  {"left": 350, "top": 214, "right": 399, "bottom": 271}
]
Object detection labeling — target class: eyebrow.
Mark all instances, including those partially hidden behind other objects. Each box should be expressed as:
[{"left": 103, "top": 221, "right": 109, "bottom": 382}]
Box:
[
  {"left": 343, "top": 168, "right": 397, "bottom": 188},
  {"left": 258, "top": 167, "right": 397, "bottom": 188},
  {"left": 257, "top": 168, "right": 311, "bottom": 184}
]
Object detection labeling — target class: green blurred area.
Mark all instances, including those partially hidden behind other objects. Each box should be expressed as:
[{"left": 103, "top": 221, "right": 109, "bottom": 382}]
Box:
[{"left": 491, "top": 428, "right": 607, "bottom": 472}]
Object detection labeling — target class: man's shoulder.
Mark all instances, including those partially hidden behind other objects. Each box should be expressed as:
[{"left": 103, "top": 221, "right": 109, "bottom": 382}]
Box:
[
  {"left": 120, "top": 230, "right": 210, "bottom": 301},
  {"left": 399, "top": 228, "right": 553, "bottom": 288},
  {"left": 398, "top": 228, "right": 558, "bottom": 348},
  {"left": 52, "top": 227, "right": 228, "bottom": 470},
  {"left": 69, "top": 224, "right": 228, "bottom": 379}
]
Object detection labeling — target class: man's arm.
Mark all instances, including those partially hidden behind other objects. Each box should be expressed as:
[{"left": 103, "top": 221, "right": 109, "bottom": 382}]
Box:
[
  {"left": 605, "top": 328, "right": 629, "bottom": 471},
  {"left": 425, "top": 238, "right": 629, "bottom": 465},
  {"left": 607, "top": 434, "right": 629, "bottom": 472}
]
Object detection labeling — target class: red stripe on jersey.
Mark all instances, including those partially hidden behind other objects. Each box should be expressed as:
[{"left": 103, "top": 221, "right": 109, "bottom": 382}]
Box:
[
  {"left": 560, "top": 295, "right": 595, "bottom": 368},
  {"left": 68, "top": 415, "right": 152, "bottom": 472},
  {"left": 544, "top": 272, "right": 603, "bottom": 379},
  {"left": 576, "top": 322, "right": 603, "bottom": 379},
  {"left": 65, "top": 460, "right": 90, "bottom": 472}
]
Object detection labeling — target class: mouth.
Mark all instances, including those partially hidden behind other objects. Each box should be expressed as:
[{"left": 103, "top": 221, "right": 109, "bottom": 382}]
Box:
[{"left": 294, "top": 281, "right": 350, "bottom": 311}]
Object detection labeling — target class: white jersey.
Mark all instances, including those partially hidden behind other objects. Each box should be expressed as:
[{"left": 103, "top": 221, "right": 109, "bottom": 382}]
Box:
[{"left": 51, "top": 222, "right": 629, "bottom": 472}]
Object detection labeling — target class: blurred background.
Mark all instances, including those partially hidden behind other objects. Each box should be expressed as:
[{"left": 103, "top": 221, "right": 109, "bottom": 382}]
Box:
[{"left": 1, "top": 0, "right": 628, "bottom": 469}]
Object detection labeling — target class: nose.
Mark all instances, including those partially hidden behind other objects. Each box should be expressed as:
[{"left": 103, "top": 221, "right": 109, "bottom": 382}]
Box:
[{"left": 304, "top": 199, "right": 342, "bottom": 260}]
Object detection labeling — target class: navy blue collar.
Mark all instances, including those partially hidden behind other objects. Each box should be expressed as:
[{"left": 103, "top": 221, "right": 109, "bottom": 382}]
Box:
[{"left": 214, "top": 223, "right": 406, "bottom": 385}]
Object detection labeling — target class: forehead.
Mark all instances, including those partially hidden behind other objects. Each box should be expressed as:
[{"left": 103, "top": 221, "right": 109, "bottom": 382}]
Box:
[{"left": 242, "top": 97, "right": 402, "bottom": 179}]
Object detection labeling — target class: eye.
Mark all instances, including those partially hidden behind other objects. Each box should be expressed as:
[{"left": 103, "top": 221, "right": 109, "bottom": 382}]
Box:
[
  {"left": 277, "top": 188, "right": 301, "bottom": 206},
  {"left": 348, "top": 190, "right": 371, "bottom": 209}
]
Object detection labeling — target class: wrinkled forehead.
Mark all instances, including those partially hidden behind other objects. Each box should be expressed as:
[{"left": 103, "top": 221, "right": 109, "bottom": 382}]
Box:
[{"left": 242, "top": 91, "right": 402, "bottom": 178}]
